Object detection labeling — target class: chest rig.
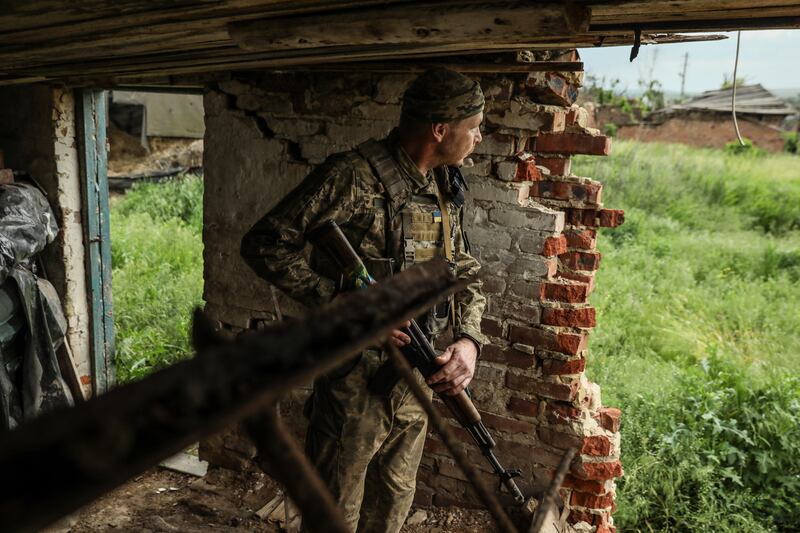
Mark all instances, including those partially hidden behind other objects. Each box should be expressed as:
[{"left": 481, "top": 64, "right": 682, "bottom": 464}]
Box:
[{"left": 357, "top": 139, "right": 466, "bottom": 336}]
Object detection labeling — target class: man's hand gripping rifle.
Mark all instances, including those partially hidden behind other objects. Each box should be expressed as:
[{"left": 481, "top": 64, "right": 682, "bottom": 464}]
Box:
[{"left": 309, "top": 220, "right": 525, "bottom": 503}]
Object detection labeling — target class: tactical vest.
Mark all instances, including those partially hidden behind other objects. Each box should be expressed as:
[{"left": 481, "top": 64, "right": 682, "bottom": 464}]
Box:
[{"left": 357, "top": 139, "right": 462, "bottom": 336}]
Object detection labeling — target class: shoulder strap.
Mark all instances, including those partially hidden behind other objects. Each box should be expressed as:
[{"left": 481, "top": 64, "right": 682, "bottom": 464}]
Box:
[{"left": 356, "top": 139, "right": 411, "bottom": 217}]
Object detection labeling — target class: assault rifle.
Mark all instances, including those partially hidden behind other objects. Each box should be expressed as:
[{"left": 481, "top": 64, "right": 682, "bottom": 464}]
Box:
[{"left": 309, "top": 219, "right": 525, "bottom": 503}]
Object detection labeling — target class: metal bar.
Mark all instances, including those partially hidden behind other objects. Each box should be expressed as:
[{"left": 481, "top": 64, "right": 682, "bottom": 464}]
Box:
[
  {"left": 78, "top": 89, "right": 115, "bottom": 395},
  {"left": 528, "top": 448, "right": 576, "bottom": 533},
  {"left": 385, "top": 343, "right": 521, "bottom": 533},
  {"left": 246, "top": 407, "right": 350, "bottom": 533},
  {"left": 0, "top": 260, "right": 464, "bottom": 533}
]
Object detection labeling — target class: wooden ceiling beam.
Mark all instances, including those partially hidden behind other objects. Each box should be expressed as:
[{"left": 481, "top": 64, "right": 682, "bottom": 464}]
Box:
[
  {"left": 0, "top": 33, "right": 722, "bottom": 88},
  {"left": 0, "top": 0, "right": 415, "bottom": 37},
  {"left": 229, "top": 3, "right": 592, "bottom": 51},
  {"left": 590, "top": 0, "right": 800, "bottom": 19}
]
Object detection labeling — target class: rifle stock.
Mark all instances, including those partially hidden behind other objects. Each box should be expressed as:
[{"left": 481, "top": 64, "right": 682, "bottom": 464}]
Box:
[{"left": 309, "top": 219, "right": 525, "bottom": 503}]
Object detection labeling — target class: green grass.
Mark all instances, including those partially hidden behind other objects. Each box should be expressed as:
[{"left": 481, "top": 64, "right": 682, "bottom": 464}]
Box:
[
  {"left": 110, "top": 174, "right": 204, "bottom": 383},
  {"left": 574, "top": 141, "right": 800, "bottom": 532}
]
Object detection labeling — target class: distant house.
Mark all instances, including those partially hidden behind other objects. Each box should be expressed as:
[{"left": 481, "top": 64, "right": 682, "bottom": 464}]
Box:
[{"left": 618, "top": 85, "right": 798, "bottom": 152}]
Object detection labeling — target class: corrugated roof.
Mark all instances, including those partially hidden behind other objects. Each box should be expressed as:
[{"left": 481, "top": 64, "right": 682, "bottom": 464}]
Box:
[{"left": 668, "top": 84, "right": 797, "bottom": 116}]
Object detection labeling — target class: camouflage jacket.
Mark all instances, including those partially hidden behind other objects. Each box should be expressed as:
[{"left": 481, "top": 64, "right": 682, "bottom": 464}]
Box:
[{"left": 241, "top": 129, "right": 487, "bottom": 348}]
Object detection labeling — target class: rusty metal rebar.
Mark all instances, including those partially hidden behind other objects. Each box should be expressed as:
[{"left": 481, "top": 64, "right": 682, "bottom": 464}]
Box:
[{"left": 385, "top": 343, "right": 520, "bottom": 533}]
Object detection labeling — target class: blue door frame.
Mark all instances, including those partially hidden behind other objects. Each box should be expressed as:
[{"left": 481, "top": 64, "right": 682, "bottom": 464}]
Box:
[{"left": 79, "top": 89, "right": 115, "bottom": 394}]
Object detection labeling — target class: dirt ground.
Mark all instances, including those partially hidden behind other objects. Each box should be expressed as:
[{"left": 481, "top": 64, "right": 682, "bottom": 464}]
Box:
[{"left": 42, "top": 467, "right": 496, "bottom": 533}]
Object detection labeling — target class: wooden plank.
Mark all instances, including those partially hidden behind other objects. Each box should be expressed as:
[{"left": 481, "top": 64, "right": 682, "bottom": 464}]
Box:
[
  {"left": 229, "top": 3, "right": 591, "bottom": 50},
  {"left": 78, "top": 90, "right": 115, "bottom": 395},
  {"left": 0, "top": 30, "right": 232, "bottom": 70},
  {"left": 0, "top": 0, "right": 415, "bottom": 35},
  {"left": 591, "top": 15, "right": 800, "bottom": 32}
]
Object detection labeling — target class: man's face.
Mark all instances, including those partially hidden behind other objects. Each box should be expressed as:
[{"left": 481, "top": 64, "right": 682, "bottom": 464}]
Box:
[{"left": 437, "top": 112, "right": 483, "bottom": 166}]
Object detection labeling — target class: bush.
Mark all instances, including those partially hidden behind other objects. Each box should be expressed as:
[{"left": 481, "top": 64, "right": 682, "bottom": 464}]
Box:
[
  {"left": 784, "top": 132, "right": 798, "bottom": 155},
  {"left": 110, "top": 174, "right": 204, "bottom": 383},
  {"left": 724, "top": 137, "right": 766, "bottom": 157},
  {"left": 616, "top": 359, "right": 800, "bottom": 532},
  {"left": 114, "top": 173, "right": 203, "bottom": 229},
  {"left": 603, "top": 122, "right": 619, "bottom": 138}
]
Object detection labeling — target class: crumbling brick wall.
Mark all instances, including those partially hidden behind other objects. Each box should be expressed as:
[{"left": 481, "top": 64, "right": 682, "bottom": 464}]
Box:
[{"left": 202, "top": 60, "right": 623, "bottom": 532}]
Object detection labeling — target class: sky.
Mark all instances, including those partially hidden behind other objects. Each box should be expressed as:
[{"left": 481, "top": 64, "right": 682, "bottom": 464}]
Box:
[{"left": 578, "top": 30, "right": 800, "bottom": 97}]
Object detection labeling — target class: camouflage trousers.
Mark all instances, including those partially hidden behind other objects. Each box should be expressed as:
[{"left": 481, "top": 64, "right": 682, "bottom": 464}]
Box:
[{"left": 304, "top": 348, "right": 430, "bottom": 533}]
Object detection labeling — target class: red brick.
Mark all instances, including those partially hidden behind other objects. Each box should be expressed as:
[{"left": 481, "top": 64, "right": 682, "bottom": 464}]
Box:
[
  {"left": 541, "top": 306, "right": 596, "bottom": 328},
  {"left": 537, "top": 426, "right": 583, "bottom": 450},
  {"left": 562, "top": 475, "right": 608, "bottom": 495},
  {"left": 599, "top": 209, "right": 625, "bottom": 228},
  {"left": 536, "top": 156, "right": 571, "bottom": 176},
  {"left": 598, "top": 407, "right": 622, "bottom": 433},
  {"left": 481, "top": 317, "right": 503, "bottom": 338},
  {"left": 524, "top": 73, "right": 580, "bottom": 107},
  {"left": 482, "top": 276, "right": 506, "bottom": 294},
  {"left": 565, "top": 107, "right": 581, "bottom": 125},
  {"left": 508, "top": 396, "right": 539, "bottom": 418},
  {"left": 574, "top": 460, "right": 624, "bottom": 481},
  {"left": 506, "top": 373, "right": 579, "bottom": 401},
  {"left": 572, "top": 182, "right": 602, "bottom": 204},
  {"left": 498, "top": 439, "right": 564, "bottom": 469},
  {"left": 508, "top": 280, "right": 540, "bottom": 301},
  {"left": 560, "top": 251, "right": 601, "bottom": 271},
  {"left": 557, "top": 271, "right": 595, "bottom": 293},
  {"left": 534, "top": 132, "right": 612, "bottom": 156},
  {"left": 480, "top": 411, "right": 535, "bottom": 435},
  {"left": 508, "top": 325, "right": 587, "bottom": 355},
  {"left": 567, "top": 509, "right": 610, "bottom": 527},
  {"left": 571, "top": 490, "right": 615, "bottom": 509},
  {"left": 542, "top": 357, "right": 586, "bottom": 375},
  {"left": 531, "top": 180, "right": 602, "bottom": 205},
  {"left": 482, "top": 345, "right": 536, "bottom": 369},
  {"left": 582, "top": 435, "right": 614, "bottom": 456},
  {"left": 514, "top": 160, "right": 543, "bottom": 182},
  {"left": 543, "top": 401, "right": 582, "bottom": 424},
  {"left": 564, "top": 229, "right": 597, "bottom": 250},
  {"left": 540, "top": 281, "right": 588, "bottom": 303},
  {"left": 480, "top": 344, "right": 504, "bottom": 363},
  {"left": 541, "top": 235, "right": 568, "bottom": 257}
]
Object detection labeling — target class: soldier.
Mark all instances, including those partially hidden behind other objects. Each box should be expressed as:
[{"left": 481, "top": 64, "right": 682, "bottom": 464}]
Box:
[{"left": 241, "top": 67, "right": 487, "bottom": 533}]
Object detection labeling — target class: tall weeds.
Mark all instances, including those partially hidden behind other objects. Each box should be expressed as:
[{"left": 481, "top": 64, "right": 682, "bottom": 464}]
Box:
[{"left": 575, "top": 141, "right": 800, "bottom": 532}]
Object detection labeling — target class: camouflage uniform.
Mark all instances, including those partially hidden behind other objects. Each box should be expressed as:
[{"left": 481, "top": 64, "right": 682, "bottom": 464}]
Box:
[{"left": 241, "top": 68, "right": 486, "bottom": 533}]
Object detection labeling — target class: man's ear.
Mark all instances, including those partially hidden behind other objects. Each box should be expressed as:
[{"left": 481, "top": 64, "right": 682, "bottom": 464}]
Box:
[{"left": 431, "top": 122, "right": 448, "bottom": 143}]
